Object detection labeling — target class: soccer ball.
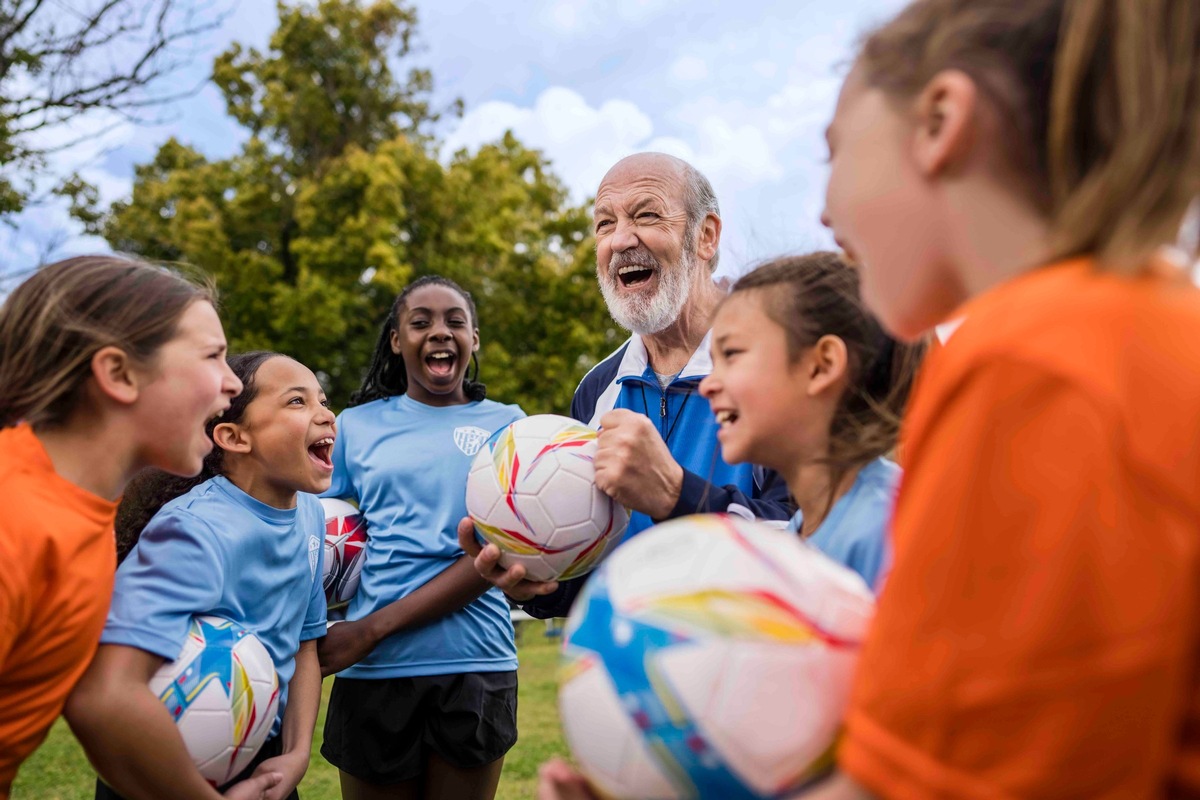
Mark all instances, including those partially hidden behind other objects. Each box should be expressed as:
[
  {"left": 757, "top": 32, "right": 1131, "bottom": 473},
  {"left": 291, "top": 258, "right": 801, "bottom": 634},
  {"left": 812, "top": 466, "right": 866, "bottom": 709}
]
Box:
[
  {"left": 150, "top": 616, "right": 279, "bottom": 787},
  {"left": 559, "top": 514, "right": 875, "bottom": 800},
  {"left": 321, "top": 497, "right": 368, "bottom": 609},
  {"left": 465, "top": 414, "right": 628, "bottom": 583}
]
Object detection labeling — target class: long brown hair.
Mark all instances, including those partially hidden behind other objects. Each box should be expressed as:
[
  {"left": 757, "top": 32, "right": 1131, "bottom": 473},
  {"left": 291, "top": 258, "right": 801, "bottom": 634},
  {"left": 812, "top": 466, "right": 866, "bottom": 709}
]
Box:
[
  {"left": 0, "top": 255, "right": 214, "bottom": 429},
  {"left": 857, "top": 0, "right": 1200, "bottom": 268},
  {"left": 731, "top": 253, "right": 924, "bottom": 513}
]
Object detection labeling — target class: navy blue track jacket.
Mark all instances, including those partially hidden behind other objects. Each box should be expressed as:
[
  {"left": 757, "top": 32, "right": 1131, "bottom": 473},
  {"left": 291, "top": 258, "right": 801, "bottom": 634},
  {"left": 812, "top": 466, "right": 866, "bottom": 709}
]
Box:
[{"left": 521, "top": 333, "right": 793, "bottom": 619}]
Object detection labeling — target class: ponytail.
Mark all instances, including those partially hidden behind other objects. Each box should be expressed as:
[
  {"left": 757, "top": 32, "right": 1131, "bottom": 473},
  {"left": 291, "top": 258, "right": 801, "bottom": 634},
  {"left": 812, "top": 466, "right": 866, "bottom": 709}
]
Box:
[
  {"left": 729, "top": 253, "right": 925, "bottom": 514},
  {"left": 858, "top": 0, "right": 1200, "bottom": 269}
]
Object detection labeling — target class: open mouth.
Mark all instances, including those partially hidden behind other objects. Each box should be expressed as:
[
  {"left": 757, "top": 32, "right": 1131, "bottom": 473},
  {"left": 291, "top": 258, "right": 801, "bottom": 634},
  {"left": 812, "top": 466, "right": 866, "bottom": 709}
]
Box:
[
  {"left": 308, "top": 437, "right": 335, "bottom": 469},
  {"left": 714, "top": 409, "right": 739, "bottom": 428},
  {"left": 618, "top": 264, "right": 655, "bottom": 288},
  {"left": 425, "top": 351, "right": 457, "bottom": 377}
]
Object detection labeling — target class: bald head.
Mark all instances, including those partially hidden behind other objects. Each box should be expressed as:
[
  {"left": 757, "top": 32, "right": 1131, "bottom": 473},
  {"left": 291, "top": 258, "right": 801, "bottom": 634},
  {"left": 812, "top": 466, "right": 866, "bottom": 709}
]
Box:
[{"left": 597, "top": 153, "right": 721, "bottom": 273}]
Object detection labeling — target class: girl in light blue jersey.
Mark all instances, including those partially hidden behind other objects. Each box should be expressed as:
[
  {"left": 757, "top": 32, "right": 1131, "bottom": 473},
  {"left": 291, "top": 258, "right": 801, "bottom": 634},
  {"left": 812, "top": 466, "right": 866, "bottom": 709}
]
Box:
[
  {"left": 67, "top": 352, "right": 335, "bottom": 800},
  {"left": 317, "top": 275, "right": 523, "bottom": 800},
  {"left": 700, "top": 252, "right": 924, "bottom": 590}
]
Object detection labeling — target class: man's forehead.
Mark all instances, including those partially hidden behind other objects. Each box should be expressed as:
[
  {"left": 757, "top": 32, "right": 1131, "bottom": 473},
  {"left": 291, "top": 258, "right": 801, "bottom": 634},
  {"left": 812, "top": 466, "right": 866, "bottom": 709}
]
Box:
[{"left": 594, "top": 171, "right": 684, "bottom": 213}]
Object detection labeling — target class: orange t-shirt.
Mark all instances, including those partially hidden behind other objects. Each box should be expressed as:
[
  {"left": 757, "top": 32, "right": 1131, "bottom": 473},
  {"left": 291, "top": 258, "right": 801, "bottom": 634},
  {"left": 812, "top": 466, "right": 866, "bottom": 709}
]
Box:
[
  {"left": 840, "top": 259, "right": 1200, "bottom": 799},
  {"left": 0, "top": 424, "right": 116, "bottom": 797}
]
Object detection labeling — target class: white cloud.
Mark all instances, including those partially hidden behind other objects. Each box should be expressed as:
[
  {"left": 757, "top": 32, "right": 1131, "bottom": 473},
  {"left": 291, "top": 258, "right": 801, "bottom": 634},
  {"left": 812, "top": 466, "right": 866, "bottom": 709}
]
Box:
[
  {"left": 443, "top": 87, "right": 655, "bottom": 203},
  {"left": 670, "top": 56, "right": 709, "bottom": 82}
]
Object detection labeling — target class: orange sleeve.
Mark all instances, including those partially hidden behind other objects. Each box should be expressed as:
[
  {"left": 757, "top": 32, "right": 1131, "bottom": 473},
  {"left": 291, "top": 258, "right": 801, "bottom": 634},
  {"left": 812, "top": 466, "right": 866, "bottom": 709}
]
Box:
[{"left": 840, "top": 358, "right": 1191, "bottom": 799}]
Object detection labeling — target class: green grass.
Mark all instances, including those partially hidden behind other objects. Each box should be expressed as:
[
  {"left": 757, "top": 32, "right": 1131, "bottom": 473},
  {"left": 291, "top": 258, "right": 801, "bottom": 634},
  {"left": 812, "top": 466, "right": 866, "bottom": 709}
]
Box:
[{"left": 12, "top": 625, "right": 568, "bottom": 800}]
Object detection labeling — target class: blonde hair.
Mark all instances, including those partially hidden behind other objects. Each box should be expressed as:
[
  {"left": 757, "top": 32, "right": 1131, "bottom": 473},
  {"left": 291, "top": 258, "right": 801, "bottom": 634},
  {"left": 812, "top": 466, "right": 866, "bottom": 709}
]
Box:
[
  {"left": 0, "top": 255, "right": 214, "bottom": 428},
  {"left": 858, "top": 0, "right": 1200, "bottom": 269}
]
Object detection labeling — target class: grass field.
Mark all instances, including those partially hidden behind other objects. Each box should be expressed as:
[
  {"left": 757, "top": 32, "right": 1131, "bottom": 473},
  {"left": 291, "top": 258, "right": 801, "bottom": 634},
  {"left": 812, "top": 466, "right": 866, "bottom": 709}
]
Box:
[{"left": 11, "top": 625, "right": 569, "bottom": 800}]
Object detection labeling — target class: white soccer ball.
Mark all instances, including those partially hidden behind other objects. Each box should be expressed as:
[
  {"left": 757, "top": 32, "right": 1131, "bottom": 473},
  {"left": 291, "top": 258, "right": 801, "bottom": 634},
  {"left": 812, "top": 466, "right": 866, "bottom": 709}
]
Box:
[
  {"left": 150, "top": 616, "right": 279, "bottom": 787},
  {"left": 559, "top": 514, "right": 875, "bottom": 800},
  {"left": 465, "top": 414, "right": 629, "bottom": 583},
  {"left": 320, "top": 497, "right": 368, "bottom": 609}
]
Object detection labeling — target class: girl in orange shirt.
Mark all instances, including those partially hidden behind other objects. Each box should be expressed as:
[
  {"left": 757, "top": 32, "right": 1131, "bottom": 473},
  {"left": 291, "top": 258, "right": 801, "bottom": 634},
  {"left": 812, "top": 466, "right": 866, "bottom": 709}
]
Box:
[
  {"left": 543, "top": 1, "right": 1200, "bottom": 798},
  {"left": 0, "top": 256, "right": 276, "bottom": 800},
  {"left": 811, "top": 0, "right": 1200, "bottom": 798}
]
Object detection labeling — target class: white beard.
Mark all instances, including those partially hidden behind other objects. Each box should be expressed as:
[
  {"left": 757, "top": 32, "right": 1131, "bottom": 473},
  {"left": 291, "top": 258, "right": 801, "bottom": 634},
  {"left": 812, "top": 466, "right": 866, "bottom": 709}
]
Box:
[{"left": 600, "top": 246, "right": 697, "bottom": 335}]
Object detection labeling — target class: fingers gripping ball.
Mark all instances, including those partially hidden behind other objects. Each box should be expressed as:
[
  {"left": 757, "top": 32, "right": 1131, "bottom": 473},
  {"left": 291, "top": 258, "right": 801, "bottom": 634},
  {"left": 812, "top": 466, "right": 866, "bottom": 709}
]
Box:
[
  {"left": 150, "top": 616, "right": 280, "bottom": 787},
  {"left": 466, "top": 414, "right": 630, "bottom": 583},
  {"left": 320, "top": 497, "right": 368, "bottom": 609},
  {"left": 558, "top": 514, "right": 875, "bottom": 800}
]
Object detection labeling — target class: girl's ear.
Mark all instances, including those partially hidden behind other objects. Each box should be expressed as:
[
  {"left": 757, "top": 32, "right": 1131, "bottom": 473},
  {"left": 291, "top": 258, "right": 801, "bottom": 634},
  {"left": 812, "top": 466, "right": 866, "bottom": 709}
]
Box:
[
  {"left": 912, "top": 69, "right": 978, "bottom": 177},
  {"left": 472, "top": 327, "right": 480, "bottom": 353},
  {"left": 90, "top": 346, "right": 140, "bottom": 405},
  {"left": 806, "top": 334, "right": 850, "bottom": 397},
  {"left": 389, "top": 326, "right": 402, "bottom": 356},
  {"left": 212, "top": 421, "right": 252, "bottom": 455}
]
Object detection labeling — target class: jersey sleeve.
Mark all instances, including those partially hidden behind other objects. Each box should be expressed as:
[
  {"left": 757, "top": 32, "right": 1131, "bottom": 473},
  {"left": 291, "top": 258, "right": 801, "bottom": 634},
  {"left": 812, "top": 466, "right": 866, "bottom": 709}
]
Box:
[
  {"left": 321, "top": 412, "right": 356, "bottom": 501},
  {"left": 101, "top": 509, "right": 225, "bottom": 662},
  {"left": 300, "top": 501, "right": 328, "bottom": 641},
  {"left": 841, "top": 358, "right": 1187, "bottom": 797}
]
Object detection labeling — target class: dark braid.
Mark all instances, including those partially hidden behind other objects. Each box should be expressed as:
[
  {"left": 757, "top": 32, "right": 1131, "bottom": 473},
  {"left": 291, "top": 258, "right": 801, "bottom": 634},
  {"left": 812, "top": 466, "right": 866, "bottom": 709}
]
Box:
[
  {"left": 349, "top": 275, "right": 487, "bottom": 407},
  {"left": 115, "top": 351, "right": 283, "bottom": 562}
]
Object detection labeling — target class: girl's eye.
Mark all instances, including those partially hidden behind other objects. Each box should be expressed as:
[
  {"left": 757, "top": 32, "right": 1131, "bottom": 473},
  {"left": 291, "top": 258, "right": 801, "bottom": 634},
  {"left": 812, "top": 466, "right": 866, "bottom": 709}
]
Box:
[
  {"left": 722, "top": 349, "right": 742, "bottom": 360},
  {"left": 320, "top": 399, "right": 331, "bottom": 408},
  {"left": 411, "top": 319, "right": 429, "bottom": 328},
  {"left": 289, "top": 397, "right": 305, "bottom": 406}
]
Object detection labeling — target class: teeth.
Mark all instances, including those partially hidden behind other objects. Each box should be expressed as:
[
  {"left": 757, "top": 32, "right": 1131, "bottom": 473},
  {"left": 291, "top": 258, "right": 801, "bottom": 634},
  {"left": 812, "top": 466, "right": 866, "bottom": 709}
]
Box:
[
  {"left": 312, "top": 438, "right": 334, "bottom": 447},
  {"left": 619, "top": 265, "right": 652, "bottom": 275},
  {"left": 715, "top": 410, "right": 736, "bottom": 426},
  {"left": 428, "top": 353, "right": 453, "bottom": 360}
]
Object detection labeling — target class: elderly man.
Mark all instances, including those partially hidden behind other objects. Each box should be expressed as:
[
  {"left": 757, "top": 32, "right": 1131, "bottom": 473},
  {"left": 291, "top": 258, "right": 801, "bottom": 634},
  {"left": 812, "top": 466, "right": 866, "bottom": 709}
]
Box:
[{"left": 459, "top": 152, "right": 792, "bottom": 615}]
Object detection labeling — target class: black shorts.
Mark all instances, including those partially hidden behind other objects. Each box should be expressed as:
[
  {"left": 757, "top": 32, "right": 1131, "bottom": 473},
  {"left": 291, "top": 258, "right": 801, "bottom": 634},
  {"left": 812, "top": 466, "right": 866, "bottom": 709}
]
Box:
[
  {"left": 321, "top": 671, "right": 518, "bottom": 784},
  {"left": 94, "top": 735, "right": 298, "bottom": 799}
]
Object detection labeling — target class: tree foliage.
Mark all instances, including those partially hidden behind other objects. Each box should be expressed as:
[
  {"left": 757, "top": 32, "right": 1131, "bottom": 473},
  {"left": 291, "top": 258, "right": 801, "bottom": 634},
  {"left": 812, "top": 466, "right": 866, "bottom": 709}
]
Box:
[{"left": 103, "top": 0, "right": 620, "bottom": 413}]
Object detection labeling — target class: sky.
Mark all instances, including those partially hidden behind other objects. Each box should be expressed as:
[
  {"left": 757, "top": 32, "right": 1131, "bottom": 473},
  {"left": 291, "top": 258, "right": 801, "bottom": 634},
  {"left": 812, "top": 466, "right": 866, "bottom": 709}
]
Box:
[{"left": 2, "top": 0, "right": 909, "bottom": 281}]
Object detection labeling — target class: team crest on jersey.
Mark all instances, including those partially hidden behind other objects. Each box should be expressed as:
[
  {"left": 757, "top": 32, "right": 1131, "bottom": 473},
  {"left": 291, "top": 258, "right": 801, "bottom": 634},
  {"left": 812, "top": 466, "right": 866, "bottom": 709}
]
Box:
[
  {"left": 308, "top": 535, "right": 320, "bottom": 579},
  {"left": 454, "top": 426, "right": 490, "bottom": 456}
]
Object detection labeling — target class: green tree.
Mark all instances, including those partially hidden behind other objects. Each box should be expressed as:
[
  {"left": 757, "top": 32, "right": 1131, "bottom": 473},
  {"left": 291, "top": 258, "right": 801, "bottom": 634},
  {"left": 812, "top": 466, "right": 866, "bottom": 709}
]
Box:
[{"left": 102, "top": 0, "right": 620, "bottom": 413}]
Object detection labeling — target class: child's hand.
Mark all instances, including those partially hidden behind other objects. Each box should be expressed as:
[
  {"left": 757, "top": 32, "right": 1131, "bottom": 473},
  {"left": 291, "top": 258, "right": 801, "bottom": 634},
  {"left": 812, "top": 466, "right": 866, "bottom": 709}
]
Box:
[
  {"left": 319, "top": 615, "right": 381, "bottom": 675},
  {"left": 222, "top": 770, "right": 282, "bottom": 800},
  {"left": 594, "top": 409, "right": 684, "bottom": 519},
  {"left": 252, "top": 751, "right": 308, "bottom": 800},
  {"left": 457, "top": 517, "right": 560, "bottom": 602},
  {"left": 537, "top": 758, "right": 598, "bottom": 800}
]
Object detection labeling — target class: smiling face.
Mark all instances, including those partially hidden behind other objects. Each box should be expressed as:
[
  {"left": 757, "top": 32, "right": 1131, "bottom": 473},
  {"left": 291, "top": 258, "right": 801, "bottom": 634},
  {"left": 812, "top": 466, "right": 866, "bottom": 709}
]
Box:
[
  {"left": 226, "top": 356, "right": 337, "bottom": 501},
  {"left": 592, "top": 156, "right": 705, "bottom": 335},
  {"left": 821, "top": 67, "right": 956, "bottom": 339},
  {"left": 699, "top": 291, "right": 838, "bottom": 474},
  {"left": 133, "top": 300, "right": 243, "bottom": 477},
  {"left": 390, "top": 283, "right": 479, "bottom": 407}
]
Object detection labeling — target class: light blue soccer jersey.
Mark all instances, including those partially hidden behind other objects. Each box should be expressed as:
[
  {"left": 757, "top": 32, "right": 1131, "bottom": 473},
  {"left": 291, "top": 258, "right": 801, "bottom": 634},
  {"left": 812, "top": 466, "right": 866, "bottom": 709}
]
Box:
[
  {"left": 789, "top": 457, "right": 899, "bottom": 591},
  {"left": 324, "top": 394, "right": 524, "bottom": 679},
  {"left": 102, "top": 476, "right": 327, "bottom": 736}
]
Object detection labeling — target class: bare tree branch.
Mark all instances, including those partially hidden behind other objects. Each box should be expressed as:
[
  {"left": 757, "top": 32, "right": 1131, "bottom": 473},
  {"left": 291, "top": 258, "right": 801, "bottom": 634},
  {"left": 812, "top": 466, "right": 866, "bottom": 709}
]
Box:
[{"left": 0, "top": 0, "right": 232, "bottom": 216}]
